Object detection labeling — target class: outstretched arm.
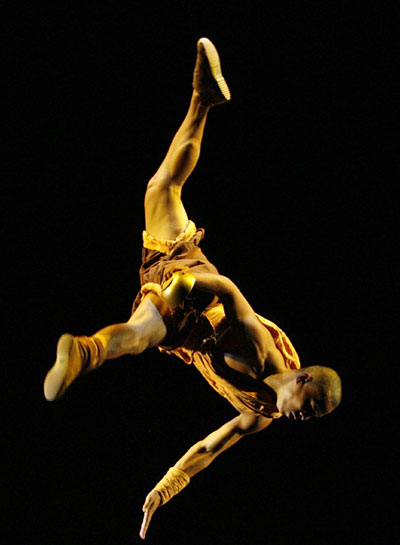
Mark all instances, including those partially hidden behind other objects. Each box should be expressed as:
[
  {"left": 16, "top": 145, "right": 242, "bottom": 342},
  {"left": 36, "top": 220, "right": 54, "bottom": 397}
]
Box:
[{"left": 139, "top": 413, "right": 272, "bottom": 539}]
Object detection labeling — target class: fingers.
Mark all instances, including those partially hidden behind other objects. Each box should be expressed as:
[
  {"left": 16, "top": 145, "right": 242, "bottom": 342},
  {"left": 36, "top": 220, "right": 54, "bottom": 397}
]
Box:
[
  {"left": 139, "top": 492, "right": 160, "bottom": 540},
  {"left": 139, "top": 509, "right": 151, "bottom": 540}
]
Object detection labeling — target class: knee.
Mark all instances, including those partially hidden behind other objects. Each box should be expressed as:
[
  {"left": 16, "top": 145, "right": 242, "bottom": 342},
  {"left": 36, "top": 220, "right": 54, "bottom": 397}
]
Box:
[
  {"left": 145, "top": 173, "right": 181, "bottom": 208},
  {"left": 146, "top": 170, "right": 172, "bottom": 193},
  {"left": 145, "top": 173, "right": 167, "bottom": 205},
  {"left": 106, "top": 324, "right": 140, "bottom": 357}
]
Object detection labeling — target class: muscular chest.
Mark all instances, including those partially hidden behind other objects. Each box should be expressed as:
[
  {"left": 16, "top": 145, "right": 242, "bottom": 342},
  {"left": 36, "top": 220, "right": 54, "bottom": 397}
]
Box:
[{"left": 219, "top": 326, "right": 285, "bottom": 379}]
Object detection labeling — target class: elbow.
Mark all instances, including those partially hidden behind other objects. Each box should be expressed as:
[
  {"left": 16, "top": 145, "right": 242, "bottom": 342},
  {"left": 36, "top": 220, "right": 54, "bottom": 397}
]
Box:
[
  {"left": 178, "top": 139, "right": 200, "bottom": 154},
  {"left": 216, "top": 276, "right": 235, "bottom": 300},
  {"left": 196, "top": 439, "right": 220, "bottom": 456},
  {"left": 219, "top": 275, "right": 234, "bottom": 290},
  {"left": 192, "top": 440, "right": 209, "bottom": 454},
  {"left": 196, "top": 440, "right": 212, "bottom": 454}
]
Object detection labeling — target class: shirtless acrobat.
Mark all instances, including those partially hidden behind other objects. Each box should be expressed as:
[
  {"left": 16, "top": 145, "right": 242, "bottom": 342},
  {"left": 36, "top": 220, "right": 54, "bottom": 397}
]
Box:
[{"left": 43, "top": 38, "right": 342, "bottom": 540}]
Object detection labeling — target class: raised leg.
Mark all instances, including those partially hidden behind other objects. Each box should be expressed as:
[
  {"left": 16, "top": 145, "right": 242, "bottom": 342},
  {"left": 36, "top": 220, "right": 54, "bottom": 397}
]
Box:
[
  {"left": 144, "top": 91, "right": 210, "bottom": 241},
  {"left": 144, "top": 38, "right": 230, "bottom": 241}
]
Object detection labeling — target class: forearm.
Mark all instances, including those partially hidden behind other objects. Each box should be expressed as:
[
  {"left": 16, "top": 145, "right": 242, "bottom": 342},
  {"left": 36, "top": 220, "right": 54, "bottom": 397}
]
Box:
[
  {"left": 174, "top": 440, "right": 218, "bottom": 478},
  {"left": 140, "top": 415, "right": 272, "bottom": 542},
  {"left": 138, "top": 442, "right": 214, "bottom": 540},
  {"left": 150, "top": 441, "right": 218, "bottom": 506},
  {"left": 150, "top": 417, "right": 247, "bottom": 505}
]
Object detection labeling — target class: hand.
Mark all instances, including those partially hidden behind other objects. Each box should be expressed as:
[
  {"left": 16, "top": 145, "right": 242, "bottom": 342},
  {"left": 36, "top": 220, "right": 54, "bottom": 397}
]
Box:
[{"left": 139, "top": 490, "right": 161, "bottom": 540}]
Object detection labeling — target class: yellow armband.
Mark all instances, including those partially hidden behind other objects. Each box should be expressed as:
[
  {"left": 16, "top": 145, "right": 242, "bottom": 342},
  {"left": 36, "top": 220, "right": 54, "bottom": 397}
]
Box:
[{"left": 153, "top": 466, "right": 191, "bottom": 505}]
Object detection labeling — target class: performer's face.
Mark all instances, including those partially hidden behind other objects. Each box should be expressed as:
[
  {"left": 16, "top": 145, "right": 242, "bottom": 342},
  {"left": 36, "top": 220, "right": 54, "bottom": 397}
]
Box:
[{"left": 277, "top": 375, "right": 330, "bottom": 420}]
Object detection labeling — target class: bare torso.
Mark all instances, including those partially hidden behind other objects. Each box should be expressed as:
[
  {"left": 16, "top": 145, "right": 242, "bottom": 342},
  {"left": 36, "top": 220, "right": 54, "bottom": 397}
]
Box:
[
  {"left": 152, "top": 292, "right": 287, "bottom": 383},
  {"left": 219, "top": 322, "right": 287, "bottom": 381}
]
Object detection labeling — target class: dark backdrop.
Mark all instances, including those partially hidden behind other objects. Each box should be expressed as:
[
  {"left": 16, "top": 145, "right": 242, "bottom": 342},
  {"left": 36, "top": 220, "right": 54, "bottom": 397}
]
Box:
[{"left": 5, "top": 2, "right": 396, "bottom": 544}]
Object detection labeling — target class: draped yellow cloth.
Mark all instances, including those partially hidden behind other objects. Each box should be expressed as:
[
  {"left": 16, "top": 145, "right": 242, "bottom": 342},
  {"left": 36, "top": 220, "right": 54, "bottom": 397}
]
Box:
[
  {"left": 142, "top": 220, "right": 197, "bottom": 255},
  {"left": 136, "top": 220, "right": 301, "bottom": 419}
]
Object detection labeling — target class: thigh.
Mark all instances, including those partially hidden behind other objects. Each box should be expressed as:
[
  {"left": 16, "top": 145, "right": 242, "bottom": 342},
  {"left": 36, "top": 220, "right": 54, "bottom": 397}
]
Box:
[
  {"left": 144, "top": 171, "right": 189, "bottom": 240},
  {"left": 127, "top": 293, "right": 169, "bottom": 351}
]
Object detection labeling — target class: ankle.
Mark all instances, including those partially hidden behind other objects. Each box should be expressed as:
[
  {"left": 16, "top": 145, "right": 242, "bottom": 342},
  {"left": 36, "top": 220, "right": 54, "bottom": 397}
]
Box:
[
  {"left": 76, "top": 335, "right": 106, "bottom": 371},
  {"left": 191, "top": 90, "right": 211, "bottom": 111}
]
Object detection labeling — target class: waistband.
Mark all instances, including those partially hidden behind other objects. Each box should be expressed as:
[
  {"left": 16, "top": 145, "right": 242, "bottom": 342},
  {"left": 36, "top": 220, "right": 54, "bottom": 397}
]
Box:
[{"left": 142, "top": 220, "right": 198, "bottom": 255}]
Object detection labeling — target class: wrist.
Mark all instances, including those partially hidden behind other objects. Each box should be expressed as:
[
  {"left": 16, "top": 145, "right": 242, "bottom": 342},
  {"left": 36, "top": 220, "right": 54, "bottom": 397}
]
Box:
[{"left": 153, "top": 466, "right": 191, "bottom": 505}]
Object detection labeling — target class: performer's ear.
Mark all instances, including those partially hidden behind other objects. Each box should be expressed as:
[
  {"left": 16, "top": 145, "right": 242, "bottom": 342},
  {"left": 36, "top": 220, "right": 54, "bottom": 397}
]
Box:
[{"left": 296, "top": 372, "right": 313, "bottom": 385}]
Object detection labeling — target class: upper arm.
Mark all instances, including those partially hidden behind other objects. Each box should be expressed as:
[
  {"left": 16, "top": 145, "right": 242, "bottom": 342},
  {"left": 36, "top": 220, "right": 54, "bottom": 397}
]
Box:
[
  {"left": 218, "top": 277, "right": 271, "bottom": 362},
  {"left": 190, "top": 273, "right": 255, "bottom": 323},
  {"left": 190, "top": 272, "right": 270, "bottom": 362},
  {"left": 218, "top": 276, "right": 256, "bottom": 323},
  {"left": 202, "top": 413, "right": 273, "bottom": 455},
  {"left": 174, "top": 413, "right": 273, "bottom": 477}
]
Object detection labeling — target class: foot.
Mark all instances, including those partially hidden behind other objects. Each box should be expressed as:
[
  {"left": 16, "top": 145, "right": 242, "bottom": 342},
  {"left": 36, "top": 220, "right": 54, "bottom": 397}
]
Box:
[
  {"left": 193, "top": 37, "right": 231, "bottom": 106},
  {"left": 44, "top": 333, "right": 85, "bottom": 401}
]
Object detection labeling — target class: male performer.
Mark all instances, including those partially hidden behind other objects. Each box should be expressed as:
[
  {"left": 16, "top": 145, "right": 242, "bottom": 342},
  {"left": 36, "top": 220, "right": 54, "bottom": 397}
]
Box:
[{"left": 43, "top": 38, "right": 342, "bottom": 540}]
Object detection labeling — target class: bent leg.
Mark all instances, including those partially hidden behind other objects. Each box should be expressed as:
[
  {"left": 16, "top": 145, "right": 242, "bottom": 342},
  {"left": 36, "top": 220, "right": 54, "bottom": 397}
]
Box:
[
  {"left": 144, "top": 90, "right": 210, "bottom": 241},
  {"left": 95, "top": 294, "right": 168, "bottom": 359},
  {"left": 44, "top": 294, "right": 168, "bottom": 401},
  {"left": 144, "top": 38, "right": 230, "bottom": 241}
]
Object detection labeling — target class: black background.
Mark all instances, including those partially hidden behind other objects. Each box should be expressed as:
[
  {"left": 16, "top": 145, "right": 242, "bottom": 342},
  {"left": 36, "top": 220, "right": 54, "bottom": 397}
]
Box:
[{"left": 5, "top": 2, "right": 396, "bottom": 544}]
